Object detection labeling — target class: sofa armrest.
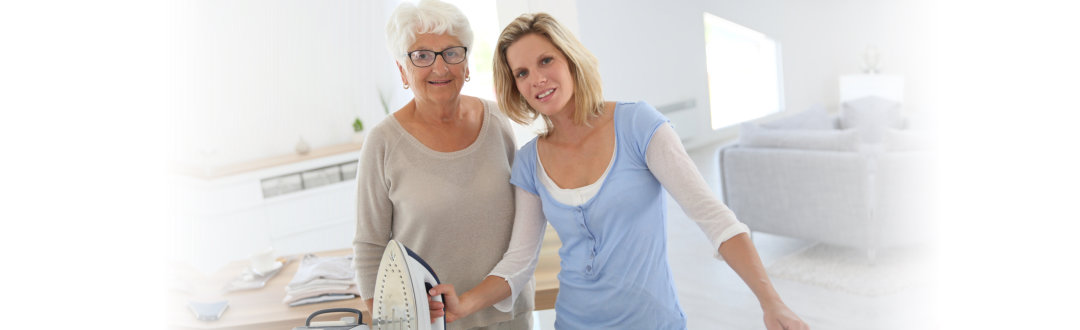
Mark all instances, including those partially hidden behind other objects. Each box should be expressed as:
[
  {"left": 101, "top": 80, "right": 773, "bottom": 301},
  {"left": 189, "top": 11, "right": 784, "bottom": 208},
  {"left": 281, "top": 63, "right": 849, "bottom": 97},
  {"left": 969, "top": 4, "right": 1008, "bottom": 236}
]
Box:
[
  {"left": 719, "top": 146, "right": 874, "bottom": 247},
  {"left": 873, "top": 150, "right": 937, "bottom": 246}
]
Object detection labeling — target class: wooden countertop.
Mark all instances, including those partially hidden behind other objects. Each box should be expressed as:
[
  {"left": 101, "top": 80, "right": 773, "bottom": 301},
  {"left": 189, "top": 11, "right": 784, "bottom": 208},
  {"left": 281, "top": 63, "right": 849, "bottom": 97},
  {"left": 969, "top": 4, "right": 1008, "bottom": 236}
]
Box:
[
  {"left": 533, "top": 224, "right": 562, "bottom": 311},
  {"left": 169, "top": 227, "right": 561, "bottom": 330}
]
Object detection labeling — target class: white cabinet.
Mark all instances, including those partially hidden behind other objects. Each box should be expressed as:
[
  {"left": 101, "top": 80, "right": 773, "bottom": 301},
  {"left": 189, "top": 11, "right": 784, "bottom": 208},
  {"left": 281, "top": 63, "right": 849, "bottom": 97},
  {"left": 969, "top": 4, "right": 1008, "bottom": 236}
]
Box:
[
  {"left": 172, "top": 143, "right": 361, "bottom": 273},
  {"left": 263, "top": 182, "right": 355, "bottom": 251}
]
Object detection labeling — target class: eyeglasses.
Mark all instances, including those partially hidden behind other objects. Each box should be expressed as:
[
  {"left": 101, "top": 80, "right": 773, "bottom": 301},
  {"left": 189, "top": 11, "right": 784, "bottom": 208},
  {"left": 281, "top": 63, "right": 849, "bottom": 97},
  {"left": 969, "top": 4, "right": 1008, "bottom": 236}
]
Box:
[{"left": 406, "top": 46, "right": 467, "bottom": 67}]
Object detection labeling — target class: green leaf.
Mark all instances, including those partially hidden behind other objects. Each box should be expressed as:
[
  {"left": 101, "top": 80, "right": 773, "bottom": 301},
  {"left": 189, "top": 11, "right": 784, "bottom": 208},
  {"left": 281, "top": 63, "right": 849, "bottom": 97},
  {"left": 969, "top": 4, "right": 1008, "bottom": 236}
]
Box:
[{"left": 353, "top": 118, "right": 364, "bottom": 132}]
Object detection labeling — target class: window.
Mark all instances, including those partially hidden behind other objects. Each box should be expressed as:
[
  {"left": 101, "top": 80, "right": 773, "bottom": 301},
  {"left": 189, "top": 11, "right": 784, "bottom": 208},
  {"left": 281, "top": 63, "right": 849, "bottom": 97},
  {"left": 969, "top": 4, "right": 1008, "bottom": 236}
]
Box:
[
  {"left": 442, "top": 0, "right": 498, "bottom": 102},
  {"left": 445, "top": 0, "right": 539, "bottom": 146},
  {"left": 703, "top": 13, "right": 783, "bottom": 130}
]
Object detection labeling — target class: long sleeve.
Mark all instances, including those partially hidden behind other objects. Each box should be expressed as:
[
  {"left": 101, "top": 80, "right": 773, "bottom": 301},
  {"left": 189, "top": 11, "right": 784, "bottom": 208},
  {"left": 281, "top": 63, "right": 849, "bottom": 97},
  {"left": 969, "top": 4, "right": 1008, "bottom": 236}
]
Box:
[
  {"left": 349, "top": 101, "right": 527, "bottom": 328},
  {"left": 486, "top": 187, "right": 546, "bottom": 312},
  {"left": 351, "top": 129, "right": 395, "bottom": 300},
  {"left": 647, "top": 123, "right": 749, "bottom": 259}
]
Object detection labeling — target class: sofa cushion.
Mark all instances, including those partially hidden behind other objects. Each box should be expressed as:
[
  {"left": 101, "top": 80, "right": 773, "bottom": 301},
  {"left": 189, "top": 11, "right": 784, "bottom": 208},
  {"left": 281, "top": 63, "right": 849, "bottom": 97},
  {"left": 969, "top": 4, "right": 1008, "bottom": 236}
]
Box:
[
  {"left": 762, "top": 105, "right": 837, "bottom": 130},
  {"left": 739, "top": 123, "right": 860, "bottom": 151},
  {"left": 840, "top": 96, "right": 903, "bottom": 143}
]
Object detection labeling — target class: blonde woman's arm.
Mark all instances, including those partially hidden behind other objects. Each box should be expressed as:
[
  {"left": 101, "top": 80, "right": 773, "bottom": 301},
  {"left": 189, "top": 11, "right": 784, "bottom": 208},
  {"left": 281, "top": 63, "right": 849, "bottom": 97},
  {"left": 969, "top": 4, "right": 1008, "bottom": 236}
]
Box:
[
  {"left": 646, "top": 123, "right": 808, "bottom": 330},
  {"left": 429, "top": 187, "right": 547, "bottom": 322}
]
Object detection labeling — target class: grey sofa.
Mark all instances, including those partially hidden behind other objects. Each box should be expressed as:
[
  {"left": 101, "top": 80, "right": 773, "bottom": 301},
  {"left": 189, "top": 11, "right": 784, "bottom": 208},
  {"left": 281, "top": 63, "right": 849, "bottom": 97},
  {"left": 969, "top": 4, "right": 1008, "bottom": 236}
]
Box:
[{"left": 718, "top": 97, "right": 935, "bottom": 253}]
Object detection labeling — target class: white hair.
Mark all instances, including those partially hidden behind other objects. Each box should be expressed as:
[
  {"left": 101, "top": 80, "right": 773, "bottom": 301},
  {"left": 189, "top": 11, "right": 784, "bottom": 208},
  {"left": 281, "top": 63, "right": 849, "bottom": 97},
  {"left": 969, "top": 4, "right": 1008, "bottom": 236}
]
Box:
[{"left": 385, "top": 0, "right": 474, "bottom": 63}]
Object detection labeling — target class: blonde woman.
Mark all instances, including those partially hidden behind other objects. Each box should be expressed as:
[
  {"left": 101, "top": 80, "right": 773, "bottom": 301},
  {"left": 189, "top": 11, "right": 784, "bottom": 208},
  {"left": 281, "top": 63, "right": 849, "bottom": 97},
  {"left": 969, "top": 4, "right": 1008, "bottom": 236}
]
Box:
[{"left": 429, "top": 13, "right": 808, "bottom": 330}]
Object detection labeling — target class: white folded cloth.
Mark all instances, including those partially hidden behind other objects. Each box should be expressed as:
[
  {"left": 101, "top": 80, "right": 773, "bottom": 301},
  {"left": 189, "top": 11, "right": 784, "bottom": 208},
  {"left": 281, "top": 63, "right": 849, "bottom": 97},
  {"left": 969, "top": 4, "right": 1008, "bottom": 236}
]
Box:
[
  {"left": 288, "top": 293, "right": 357, "bottom": 307},
  {"left": 289, "top": 254, "right": 355, "bottom": 285},
  {"left": 284, "top": 254, "right": 359, "bottom": 305}
]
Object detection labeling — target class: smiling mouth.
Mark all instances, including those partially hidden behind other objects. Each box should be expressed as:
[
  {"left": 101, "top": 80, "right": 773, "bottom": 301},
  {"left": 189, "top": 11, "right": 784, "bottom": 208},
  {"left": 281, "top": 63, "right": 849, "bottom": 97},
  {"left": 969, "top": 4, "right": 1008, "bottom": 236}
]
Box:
[
  {"left": 536, "top": 88, "right": 555, "bottom": 99},
  {"left": 429, "top": 79, "right": 452, "bottom": 85}
]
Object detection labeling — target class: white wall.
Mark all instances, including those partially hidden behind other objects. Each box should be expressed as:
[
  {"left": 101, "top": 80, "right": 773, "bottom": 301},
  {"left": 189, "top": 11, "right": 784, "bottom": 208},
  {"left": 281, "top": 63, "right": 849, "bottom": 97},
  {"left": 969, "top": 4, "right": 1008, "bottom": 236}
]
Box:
[
  {"left": 175, "top": 0, "right": 934, "bottom": 166},
  {"left": 174, "top": 0, "right": 402, "bottom": 169},
  {"left": 496, "top": 0, "right": 580, "bottom": 35},
  {"left": 576, "top": 0, "right": 935, "bottom": 141}
]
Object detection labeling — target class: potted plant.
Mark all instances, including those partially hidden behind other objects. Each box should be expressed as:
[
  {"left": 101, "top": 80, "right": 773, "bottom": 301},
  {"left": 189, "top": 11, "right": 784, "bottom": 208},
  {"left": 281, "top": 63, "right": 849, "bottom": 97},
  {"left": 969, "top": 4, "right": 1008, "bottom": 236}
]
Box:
[{"left": 351, "top": 117, "right": 365, "bottom": 144}]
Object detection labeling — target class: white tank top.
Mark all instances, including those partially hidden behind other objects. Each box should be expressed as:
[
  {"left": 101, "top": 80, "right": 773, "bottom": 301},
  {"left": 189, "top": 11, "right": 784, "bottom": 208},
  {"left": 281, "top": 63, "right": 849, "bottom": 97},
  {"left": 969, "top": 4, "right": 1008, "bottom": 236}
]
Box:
[{"left": 535, "top": 142, "right": 617, "bottom": 206}]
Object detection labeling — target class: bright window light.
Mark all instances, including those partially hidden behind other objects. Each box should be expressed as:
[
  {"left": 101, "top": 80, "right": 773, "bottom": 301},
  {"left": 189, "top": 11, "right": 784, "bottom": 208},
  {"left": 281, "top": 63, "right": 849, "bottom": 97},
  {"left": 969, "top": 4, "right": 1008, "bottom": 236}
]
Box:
[
  {"left": 442, "top": 0, "right": 498, "bottom": 101},
  {"left": 444, "top": 0, "right": 539, "bottom": 146},
  {"left": 703, "top": 12, "right": 783, "bottom": 130}
]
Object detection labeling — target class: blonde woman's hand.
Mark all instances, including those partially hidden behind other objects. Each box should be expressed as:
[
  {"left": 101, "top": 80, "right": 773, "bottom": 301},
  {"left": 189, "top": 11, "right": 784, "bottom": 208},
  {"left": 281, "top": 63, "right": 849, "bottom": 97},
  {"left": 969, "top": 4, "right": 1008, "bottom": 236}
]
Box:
[
  {"left": 429, "top": 283, "right": 466, "bottom": 323},
  {"left": 763, "top": 302, "right": 809, "bottom": 330}
]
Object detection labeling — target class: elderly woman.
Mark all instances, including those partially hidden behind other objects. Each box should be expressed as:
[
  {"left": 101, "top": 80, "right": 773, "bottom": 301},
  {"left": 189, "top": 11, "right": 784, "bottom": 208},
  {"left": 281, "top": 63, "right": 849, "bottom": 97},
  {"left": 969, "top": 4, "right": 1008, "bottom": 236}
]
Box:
[
  {"left": 352, "top": 1, "right": 533, "bottom": 329},
  {"left": 430, "top": 13, "right": 808, "bottom": 329}
]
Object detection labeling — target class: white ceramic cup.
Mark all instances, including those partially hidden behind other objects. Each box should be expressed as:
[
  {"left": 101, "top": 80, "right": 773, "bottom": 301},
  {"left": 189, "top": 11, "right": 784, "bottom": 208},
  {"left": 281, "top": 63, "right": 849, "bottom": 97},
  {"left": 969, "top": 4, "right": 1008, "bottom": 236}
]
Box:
[{"left": 251, "top": 247, "right": 276, "bottom": 274}]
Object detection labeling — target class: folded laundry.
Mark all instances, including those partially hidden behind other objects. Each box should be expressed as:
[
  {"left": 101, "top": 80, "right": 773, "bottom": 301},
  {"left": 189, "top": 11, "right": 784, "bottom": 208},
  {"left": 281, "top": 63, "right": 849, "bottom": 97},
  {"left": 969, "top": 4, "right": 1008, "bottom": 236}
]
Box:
[
  {"left": 289, "top": 254, "right": 355, "bottom": 284},
  {"left": 288, "top": 293, "right": 357, "bottom": 307},
  {"left": 284, "top": 283, "right": 360, "bottom": 305},
  {"left": 285, "top": 254, "right": 359, "bottom": 306},
  {"left": 285, "top": 278, "right": 355, "bottom": 291}
]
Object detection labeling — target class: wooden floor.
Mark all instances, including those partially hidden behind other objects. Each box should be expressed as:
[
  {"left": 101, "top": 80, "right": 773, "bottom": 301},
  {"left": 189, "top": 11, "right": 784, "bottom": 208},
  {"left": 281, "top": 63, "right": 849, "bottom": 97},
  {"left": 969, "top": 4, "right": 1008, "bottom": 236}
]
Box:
[
  {"left": 665, "top": 210, "right": 936, "bottom": 330},
  {"left": 532, "top": 144, "right": 937, "bottom": 330}
]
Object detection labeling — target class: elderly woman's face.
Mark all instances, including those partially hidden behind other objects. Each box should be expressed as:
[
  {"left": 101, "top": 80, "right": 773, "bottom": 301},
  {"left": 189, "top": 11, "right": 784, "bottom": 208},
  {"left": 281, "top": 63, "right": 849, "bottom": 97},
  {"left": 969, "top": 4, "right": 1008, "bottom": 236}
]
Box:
[{"left": 398, "top": 33, "right": 469, "bottom": 105}]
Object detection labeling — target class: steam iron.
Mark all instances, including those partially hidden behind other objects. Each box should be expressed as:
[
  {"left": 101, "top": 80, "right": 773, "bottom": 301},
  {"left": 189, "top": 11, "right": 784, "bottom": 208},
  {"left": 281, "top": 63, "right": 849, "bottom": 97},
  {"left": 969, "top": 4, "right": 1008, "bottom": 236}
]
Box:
[
  {"left": 371, "top": 240, "right": 445, "bottom": 330},
  {"left": 292, "top": 308, "right": 368, "bottom": 330}
]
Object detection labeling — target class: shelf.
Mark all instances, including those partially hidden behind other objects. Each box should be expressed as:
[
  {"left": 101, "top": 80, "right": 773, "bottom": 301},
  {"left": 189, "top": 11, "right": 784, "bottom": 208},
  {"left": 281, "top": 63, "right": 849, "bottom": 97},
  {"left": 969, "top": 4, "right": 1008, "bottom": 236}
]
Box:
[{"left": 173, "top": 142, "right": 363, "bottom": 180}]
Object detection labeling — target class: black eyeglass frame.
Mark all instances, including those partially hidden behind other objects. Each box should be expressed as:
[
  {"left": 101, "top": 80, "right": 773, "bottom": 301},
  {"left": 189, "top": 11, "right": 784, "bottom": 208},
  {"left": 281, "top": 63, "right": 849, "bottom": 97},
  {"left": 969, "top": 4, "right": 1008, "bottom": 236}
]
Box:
[{"left": 405, "top": 46, "right": 468, "bottom": 68}]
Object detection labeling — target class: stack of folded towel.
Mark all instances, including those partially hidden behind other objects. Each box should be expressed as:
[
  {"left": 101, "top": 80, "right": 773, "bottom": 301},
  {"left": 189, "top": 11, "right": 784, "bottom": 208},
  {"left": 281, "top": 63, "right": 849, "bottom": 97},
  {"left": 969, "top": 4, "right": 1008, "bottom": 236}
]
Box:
[{"left": 284, "top": 254, "right": 361, "bottom": 307}]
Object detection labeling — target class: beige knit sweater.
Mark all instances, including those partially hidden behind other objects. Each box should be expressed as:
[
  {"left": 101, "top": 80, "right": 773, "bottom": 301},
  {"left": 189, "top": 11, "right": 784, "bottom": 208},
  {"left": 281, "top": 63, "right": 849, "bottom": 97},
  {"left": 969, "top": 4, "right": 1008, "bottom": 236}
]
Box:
[{"left": 352, "top": 99, "right": 534, "bottom": 329}]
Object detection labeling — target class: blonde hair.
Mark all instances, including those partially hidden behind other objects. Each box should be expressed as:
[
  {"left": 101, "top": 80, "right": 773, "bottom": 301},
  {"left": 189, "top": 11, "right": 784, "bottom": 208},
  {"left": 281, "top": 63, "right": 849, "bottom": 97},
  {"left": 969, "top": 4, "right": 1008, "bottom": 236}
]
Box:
[
  {"left": 494, "top": 13, "right": 603, "bottom": 136},
  {"left": 385, "top": 0, "right": 473, "bottom": 63}
]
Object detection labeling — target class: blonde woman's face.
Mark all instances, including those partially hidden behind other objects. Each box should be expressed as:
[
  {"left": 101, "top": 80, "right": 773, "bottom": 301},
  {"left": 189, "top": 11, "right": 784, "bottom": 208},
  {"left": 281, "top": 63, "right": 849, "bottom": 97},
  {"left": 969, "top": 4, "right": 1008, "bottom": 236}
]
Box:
[
  {"left": 398, "top": 33, "right": 469, "bottom": 105},
  {"left": 506, "top": 33, "right": 574, "bottom": 118}
]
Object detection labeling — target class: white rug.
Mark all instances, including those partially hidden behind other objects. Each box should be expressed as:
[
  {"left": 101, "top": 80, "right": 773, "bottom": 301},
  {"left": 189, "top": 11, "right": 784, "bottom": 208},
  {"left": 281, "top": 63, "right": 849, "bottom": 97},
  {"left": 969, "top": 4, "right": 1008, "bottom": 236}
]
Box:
[{"left": 766, "top": 243, "right": 933, "bottom": 296}]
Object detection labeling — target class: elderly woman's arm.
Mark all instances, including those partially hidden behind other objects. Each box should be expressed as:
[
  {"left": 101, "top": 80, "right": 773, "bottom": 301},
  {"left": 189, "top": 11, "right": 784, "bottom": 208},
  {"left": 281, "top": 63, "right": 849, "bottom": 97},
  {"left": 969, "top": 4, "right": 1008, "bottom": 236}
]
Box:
[
  {"left": 647, "top": 123, "right": 809, "bottom": 330},
  {"left": 351, "top": 135, "right": 396, "bottom": 315},
  {"left": 429, "top": 187, "right": 546, "bottom": 322}
]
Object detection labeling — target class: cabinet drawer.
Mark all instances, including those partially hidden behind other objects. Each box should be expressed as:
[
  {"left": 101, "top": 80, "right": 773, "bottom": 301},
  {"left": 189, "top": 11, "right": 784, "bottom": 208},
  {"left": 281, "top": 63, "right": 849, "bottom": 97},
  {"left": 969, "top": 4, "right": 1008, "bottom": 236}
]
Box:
[
  {"left": 271, "top": 221, "right": 355, "bottom": 256},
  {"left": 263, "top": 182, "right": 355, "bottom": 239}
]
